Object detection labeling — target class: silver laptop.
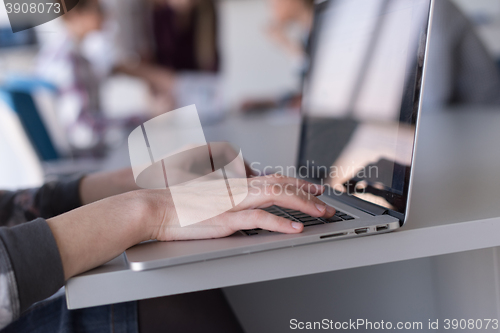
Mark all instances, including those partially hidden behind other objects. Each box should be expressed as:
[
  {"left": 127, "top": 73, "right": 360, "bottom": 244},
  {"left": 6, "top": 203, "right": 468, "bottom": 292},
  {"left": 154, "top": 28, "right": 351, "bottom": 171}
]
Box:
[{"left": 125, "top": 0, "right": 434, "bottom": 271}]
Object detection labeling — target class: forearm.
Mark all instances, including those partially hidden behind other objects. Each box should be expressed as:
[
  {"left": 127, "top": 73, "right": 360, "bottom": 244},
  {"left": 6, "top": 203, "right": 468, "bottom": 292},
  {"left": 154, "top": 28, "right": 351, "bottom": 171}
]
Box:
[
  {"left": 115, "top": 62, "right": 172, "bottom": 85},
  {"left": 114, "top": 62, "right": 175, "bottom": 95},
  {"left": 115, "top": 62, "right": 146, "bottom": 80},
  {"left": 47, "top": 191, "right": 156, "bottom": 280}
]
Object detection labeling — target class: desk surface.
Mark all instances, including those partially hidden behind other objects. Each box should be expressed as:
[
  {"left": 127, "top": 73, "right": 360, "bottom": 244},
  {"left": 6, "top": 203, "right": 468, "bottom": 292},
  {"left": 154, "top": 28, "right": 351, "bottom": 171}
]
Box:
[{"left": 66, "top": 107, "right": 500, "bottom": 309}]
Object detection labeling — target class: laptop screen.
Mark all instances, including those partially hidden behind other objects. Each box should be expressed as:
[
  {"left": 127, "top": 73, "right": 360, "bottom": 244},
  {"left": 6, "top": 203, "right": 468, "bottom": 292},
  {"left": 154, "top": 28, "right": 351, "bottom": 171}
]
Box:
[{"left": 298, "top": 0, "right": 432, "bottom": 215}]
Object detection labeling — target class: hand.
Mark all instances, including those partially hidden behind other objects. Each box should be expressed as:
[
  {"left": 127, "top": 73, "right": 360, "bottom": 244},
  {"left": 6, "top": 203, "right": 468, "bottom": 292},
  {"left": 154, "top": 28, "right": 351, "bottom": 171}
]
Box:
[
  {"left": 266, "top": 22, "right": 288, "bottom": 44},
  {"left": 266, "top": 22, "right": 305, "bottom": 59},
  {"left": 147, "top": 175, "right": 336, "bottom": 241},
  {"left": 48, "top": 175, "right": 335, "bottom": 279},
  {"left": 116, "top": 62, "right": 176, "bottom": 94}
]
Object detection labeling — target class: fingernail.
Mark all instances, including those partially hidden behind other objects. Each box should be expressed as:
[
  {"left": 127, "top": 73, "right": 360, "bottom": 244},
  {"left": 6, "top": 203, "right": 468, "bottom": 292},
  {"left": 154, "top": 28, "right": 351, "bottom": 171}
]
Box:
[
  {"left": 292, "top": 222, "right": 302, "bottom": 229},
  {"left": 315, "top": 203, "right": 326, "bottom": 212},
  {"left": 326, "top": 205, "right": 336, "bottom": 215}
]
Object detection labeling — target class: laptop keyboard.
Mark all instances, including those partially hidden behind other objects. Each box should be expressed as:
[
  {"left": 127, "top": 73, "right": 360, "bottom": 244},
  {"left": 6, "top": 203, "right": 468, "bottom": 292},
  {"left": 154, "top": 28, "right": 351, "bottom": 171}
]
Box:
[{"left": 242, "top": 206, "right": 355, "bottom": 236}]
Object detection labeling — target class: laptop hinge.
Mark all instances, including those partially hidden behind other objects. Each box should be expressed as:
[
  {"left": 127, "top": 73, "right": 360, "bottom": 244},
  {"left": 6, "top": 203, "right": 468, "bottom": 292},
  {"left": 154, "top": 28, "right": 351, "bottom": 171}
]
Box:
[
  {"left": 325, "top": 188, "right": 405, "bottom": 224},
  {"left": 386, "top": 210, "right": 405, "bottom": 225},
  {"left": 324, "top": 186, "right": 388, "bottom": 216}
]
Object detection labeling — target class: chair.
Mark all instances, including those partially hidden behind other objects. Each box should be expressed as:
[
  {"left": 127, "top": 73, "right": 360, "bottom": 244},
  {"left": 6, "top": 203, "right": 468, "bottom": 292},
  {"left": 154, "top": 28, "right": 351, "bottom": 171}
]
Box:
[{"left": 0, "top": 77, "right": 62, "bottom": 161}]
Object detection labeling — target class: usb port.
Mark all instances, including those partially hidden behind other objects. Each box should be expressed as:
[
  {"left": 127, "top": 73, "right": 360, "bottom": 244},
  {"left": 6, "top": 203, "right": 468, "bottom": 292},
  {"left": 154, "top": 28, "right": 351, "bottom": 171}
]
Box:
[
  {"left": 376, "top": 224, "right": 389, "bottom": 232},
  {"left": 320, "top": 232, "right": 347, "bottom": 239},
  {"left": 355, "top": 228, "right": 369, "bottom": 235}
]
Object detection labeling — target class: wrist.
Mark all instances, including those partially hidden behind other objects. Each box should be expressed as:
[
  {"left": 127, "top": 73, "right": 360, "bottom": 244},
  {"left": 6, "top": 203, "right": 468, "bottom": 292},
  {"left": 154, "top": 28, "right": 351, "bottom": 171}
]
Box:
[
  {"left": 131, "top": 189, "right": 173, "bottom": 243},
  {"left": 47, "top": 190, "right": 169, "bottom": 280}
]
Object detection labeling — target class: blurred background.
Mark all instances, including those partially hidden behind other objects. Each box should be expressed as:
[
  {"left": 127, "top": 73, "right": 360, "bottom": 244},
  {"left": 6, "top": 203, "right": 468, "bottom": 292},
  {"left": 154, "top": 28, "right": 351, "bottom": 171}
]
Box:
[{"left": 0, "top": 0, "right": 499, "bottom": 190}]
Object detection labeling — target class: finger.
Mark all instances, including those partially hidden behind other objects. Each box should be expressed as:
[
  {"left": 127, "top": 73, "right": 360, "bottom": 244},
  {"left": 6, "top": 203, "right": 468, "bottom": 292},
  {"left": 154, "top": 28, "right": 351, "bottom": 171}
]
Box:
[
  {"left": 229, "top": 210, "right": 303, "bottom": 234},
  {"left": 240, "top": 183, "right": 335, "bottom": 218},
  {"left": 264, "top": 184, "right": 336, "bottom": 218},
  {"left": 253, "top": 175, "right": 325, "bottom": 195}
]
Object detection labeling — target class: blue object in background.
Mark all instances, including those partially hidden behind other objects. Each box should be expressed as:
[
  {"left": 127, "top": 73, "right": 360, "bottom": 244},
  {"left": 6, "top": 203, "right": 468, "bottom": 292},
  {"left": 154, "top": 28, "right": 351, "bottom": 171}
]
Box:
[
  {"left": 0, "top": 77, "right": 60, "bottom": 161},
  {"left": 0, "top": 27, "right": 36, "bottom": 48}
]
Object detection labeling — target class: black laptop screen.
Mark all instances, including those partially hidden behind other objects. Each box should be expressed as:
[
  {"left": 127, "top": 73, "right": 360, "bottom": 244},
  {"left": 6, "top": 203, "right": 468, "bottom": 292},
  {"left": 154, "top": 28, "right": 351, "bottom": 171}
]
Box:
[{"left": 298, "top": 0, "right": 431, "bottom": 215}]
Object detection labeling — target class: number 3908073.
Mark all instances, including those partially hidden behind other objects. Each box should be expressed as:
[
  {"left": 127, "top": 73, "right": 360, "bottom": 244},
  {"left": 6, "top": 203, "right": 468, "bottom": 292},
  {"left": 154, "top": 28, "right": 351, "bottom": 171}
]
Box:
[
  {"left": 444, "top": 319, "right": 499, "bottom": 330},
  {"left": 5, "top": 2, "right": 61, "bottom": 14}
]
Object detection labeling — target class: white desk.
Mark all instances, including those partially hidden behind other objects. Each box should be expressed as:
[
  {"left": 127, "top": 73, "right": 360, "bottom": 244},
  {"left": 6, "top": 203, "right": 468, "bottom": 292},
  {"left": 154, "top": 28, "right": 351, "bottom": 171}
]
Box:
[{"left": 66, "top": 107, "right": 500, "bottom": 314}]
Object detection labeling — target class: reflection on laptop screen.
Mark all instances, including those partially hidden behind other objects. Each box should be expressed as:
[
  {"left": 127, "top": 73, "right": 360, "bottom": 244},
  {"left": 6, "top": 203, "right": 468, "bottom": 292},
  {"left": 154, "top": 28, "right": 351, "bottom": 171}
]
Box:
[{"left": 299, "top": 0, "right": 431, "bottom": 214}]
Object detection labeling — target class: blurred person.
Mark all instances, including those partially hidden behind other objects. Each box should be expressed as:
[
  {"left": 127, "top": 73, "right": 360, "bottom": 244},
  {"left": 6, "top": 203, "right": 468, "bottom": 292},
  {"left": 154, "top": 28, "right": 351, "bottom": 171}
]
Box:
[
  {"left": 37, "top": 0, "right": 111, "bottom": 155},
  {"left": 241, "top": 0, "right": 314, "bottom": 113},
  {"left": 101, "top": 0, "right": 221, "bottom": 116},
  {"left": 149, "top": 0, "right": 220, "bottom": 73},
  {"left": 267, "top": 0, "right": 314, "bottom": 64},
  {"left": 145, "top": 0, "right": 221, "bottom": 116},
  {"left": 36, "top": 0, "right": 175, "bottom": 156}
]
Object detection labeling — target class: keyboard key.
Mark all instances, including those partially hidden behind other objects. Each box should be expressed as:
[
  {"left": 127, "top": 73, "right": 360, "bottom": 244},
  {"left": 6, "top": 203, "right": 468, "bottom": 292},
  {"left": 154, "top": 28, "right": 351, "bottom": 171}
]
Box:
[
  {"left": 323, "top": 216, "right": 343, "bottom": 223},
  {"left": 291, "top": 213, "right": 310, "bottom": 218},
  {"left": 340, "top": 215, "right": 355, "bottom": 220},
  {"left": 243, "top": 230, "right": 259, "bottom": 236},
  {"left": 303, "top": 220, "right": 324, "bottom": 227},
  {"left": 298, "top": 217, "right": 320, "bottom": 222}
]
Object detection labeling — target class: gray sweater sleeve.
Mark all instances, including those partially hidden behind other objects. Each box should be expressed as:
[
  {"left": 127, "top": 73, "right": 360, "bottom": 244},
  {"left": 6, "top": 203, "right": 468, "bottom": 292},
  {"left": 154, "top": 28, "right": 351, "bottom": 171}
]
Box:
[
  {"left": 0, "top": 219, "right": 65, "bottom": 330},
  {"left": 0, "top": 178, "right": 83, "bottom": 329},
  {"left": 0, "top": 177, "right": 83, "bottom": 228}
]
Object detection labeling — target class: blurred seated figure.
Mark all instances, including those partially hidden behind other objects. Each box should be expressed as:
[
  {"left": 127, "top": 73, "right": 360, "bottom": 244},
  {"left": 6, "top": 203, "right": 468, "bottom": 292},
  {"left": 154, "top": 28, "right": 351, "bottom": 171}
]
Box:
[
  {"left": 36, "top": 0, "right": 170, "bottom": 156},
  {"left": 148, "top": 0, "right": 223, "bottom": 119},
  {"left": 241, "top": 0, "right": 314, "bottom": 112},
  {"left": 267, "top": 0, "right": 314, "bottom": 67},
  {"left": 149, "top": 0, "right": 219, "bottom": 73},
  {"left": 102, "top": 0, "right": 221, "bottom": 117},
  {"left": 37, "top": 0, "right": 110, "bottom": 156}
]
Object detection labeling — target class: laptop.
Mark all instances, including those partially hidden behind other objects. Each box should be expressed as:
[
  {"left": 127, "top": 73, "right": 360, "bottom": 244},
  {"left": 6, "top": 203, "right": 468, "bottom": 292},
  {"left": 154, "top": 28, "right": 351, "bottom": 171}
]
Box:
[{"left": 125, "top": 0, "right": 434, "bottom": 271}]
